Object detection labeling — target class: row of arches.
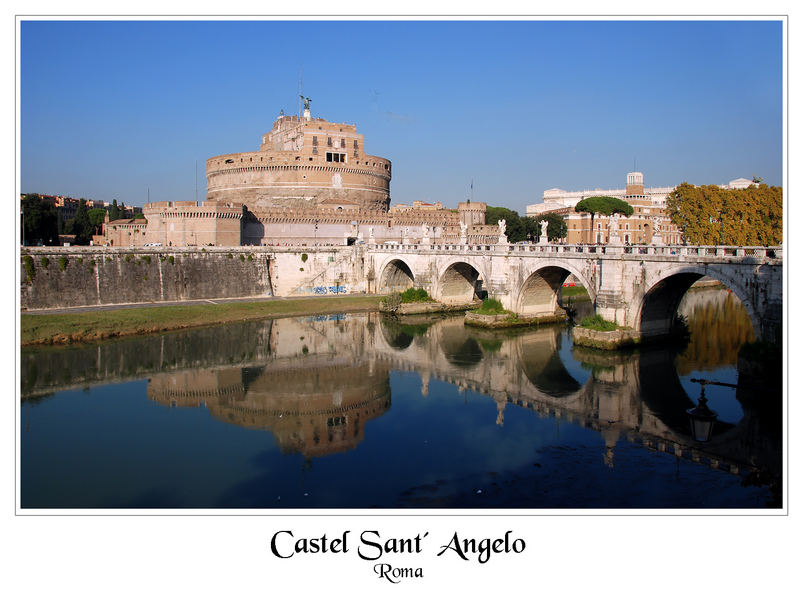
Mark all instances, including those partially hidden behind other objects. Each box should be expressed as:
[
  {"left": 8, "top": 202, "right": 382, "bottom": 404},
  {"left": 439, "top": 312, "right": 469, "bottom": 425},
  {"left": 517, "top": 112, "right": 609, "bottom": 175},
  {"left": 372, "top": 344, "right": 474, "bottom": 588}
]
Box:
[{"left": 377, "top": 257, "right": 760, "bottom": 339}]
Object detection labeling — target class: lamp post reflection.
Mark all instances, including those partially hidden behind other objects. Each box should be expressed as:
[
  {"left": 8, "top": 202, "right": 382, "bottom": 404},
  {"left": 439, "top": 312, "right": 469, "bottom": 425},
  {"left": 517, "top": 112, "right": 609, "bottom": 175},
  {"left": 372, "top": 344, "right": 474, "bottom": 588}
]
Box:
[{"left": 687, "top": 379, "right": 719, "bottom": 442}]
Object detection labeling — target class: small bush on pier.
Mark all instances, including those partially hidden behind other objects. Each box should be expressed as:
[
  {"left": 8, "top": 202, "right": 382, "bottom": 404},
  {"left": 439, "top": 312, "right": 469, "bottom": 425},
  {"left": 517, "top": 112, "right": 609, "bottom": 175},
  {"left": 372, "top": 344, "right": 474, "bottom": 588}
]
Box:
[
  {"left": 474, "top": 298, "right": 508, "bottom": 315},
  {"left": 58, "top": 257, "right": 68, "bottom": 271},
  {"left": 400, "top": 287, "right": 433, "bottom": 303},
  {"left": 579, "top": 314, "right": 619, "bottom": 331}
]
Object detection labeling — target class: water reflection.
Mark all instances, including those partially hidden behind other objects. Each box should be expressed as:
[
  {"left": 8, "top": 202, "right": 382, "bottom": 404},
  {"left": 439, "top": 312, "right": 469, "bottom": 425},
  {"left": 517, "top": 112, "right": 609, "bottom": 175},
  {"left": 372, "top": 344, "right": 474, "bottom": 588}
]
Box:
[{"left": 21, "top": 287, "right": 780, "bottom": 508}]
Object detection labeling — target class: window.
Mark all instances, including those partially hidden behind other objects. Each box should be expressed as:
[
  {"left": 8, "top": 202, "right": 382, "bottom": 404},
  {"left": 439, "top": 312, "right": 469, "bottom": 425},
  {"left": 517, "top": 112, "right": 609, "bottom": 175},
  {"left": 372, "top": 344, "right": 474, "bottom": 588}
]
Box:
[
  {"left": 327, "top": 137, "right": 332, "bottom": 146},
  {"left": 312, "top": 136, "right": 318, "bottom": 145},
  {"left": 341, "top": 138, "right": 346, "bottom": 148},
  {"left": 326, "top": 152, "right": 346, "bottom": 163},
  {"left": 353, "top": 140, "right": 358, "bottom": 149}
]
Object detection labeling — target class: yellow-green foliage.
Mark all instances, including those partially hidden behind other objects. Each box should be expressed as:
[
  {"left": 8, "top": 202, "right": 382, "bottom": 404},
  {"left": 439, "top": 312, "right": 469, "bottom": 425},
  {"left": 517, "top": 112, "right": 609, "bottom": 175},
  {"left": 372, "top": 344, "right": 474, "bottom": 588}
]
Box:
[
  {"left": 667, "top": 183, "right": 782, "bottom": 246},
  {"left": 23, "top": 255, "right": 35, "bottom": 283}
]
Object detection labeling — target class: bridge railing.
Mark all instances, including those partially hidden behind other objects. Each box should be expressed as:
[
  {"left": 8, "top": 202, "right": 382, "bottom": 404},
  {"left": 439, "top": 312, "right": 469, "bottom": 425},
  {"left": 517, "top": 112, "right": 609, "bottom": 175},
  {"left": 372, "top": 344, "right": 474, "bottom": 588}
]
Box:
[{"left": 367, "top": 242, "right": 781, "bottom": 260}]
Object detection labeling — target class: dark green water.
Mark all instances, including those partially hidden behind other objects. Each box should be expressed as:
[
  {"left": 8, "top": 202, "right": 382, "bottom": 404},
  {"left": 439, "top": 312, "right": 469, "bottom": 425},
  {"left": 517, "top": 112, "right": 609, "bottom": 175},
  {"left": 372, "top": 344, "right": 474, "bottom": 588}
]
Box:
[{"left": 20, "top": 289, "right": 781, "bottom": 508}]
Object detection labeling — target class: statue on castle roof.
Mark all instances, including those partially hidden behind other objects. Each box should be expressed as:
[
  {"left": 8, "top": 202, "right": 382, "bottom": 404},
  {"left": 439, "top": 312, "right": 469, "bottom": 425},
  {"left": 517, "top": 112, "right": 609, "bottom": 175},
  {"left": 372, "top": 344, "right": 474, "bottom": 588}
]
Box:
[{"left": 300, "top": 95, "right": 312, "bottom": 111}]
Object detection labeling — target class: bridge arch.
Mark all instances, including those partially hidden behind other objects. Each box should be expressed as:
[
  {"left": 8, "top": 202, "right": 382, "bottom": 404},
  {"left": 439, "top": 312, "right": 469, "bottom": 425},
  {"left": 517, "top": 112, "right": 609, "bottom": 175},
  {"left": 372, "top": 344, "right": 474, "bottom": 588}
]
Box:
[
  {"left": 633, "top": 264, "right": 758, "bottom": 339},
  {"left": 378, "top": 258, "right": 415, "bottom": 294},
  {"left": 513, "top": 261, "right": 596, "bottom": 317},
  {"left": 434, "top": 258, "right": 488, "bottom": 305}
]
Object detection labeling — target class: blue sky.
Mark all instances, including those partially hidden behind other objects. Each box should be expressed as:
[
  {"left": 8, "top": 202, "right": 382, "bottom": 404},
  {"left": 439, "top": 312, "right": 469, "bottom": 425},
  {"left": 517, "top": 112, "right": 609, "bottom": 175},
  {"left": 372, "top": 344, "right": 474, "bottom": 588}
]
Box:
[{"left": 20, "top": 19, "right": 783, "bottom": 213}]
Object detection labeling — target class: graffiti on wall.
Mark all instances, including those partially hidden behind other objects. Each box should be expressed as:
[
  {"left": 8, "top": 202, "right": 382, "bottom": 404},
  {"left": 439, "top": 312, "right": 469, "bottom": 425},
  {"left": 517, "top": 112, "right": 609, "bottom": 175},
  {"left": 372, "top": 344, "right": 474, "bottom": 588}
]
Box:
[{"left": 311, "top": 285, "right": 347, "bottom": 295}]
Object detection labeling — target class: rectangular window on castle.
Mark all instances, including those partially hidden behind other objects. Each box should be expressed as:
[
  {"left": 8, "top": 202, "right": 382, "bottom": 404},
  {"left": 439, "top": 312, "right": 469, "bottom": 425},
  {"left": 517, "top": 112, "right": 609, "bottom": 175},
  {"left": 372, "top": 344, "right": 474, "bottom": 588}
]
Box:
[
  {"left": 327, "top": 137, "right": 332, "bottom": 146},
  {"left": 313, "top": 136, "right": 318, "bottom": 145},
  {"left": 354, "top": 140, "right": 358, "bottom": 149},
  {"left": 341, "top": 139, "right": 346, "bottom": 148},
  {"left": 326, "top": 152, "right": 346, "bottom": 163}
]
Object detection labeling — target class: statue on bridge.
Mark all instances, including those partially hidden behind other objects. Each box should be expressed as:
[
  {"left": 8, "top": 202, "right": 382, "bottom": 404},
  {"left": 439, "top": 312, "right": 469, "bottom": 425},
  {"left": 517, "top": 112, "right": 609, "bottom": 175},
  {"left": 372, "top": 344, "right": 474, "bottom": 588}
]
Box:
[
  {"left": 460, "top": 221, "right": 468, "bottom": 244},
  {"left": 497, "top": 219, "right": 508, "bottom": 245},
  {"left": 539, "top": 219, "right": 549, "bottom": 245},
  {"left": 422, "top": 223, "right": 431, "bottom": 244},
  {"left": 651, "top": 217, "right": 664, "bottom": 245}
]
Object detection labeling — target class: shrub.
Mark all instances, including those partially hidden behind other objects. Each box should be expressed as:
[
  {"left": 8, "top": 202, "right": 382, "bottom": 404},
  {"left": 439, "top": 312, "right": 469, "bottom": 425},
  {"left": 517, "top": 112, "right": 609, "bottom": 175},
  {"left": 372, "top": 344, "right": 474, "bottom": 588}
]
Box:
[
  {"left": 106, "top": 256, "right": 112, "bottom": 262},
  {"left": 77, "top": 257, "right": 84, "bottom": 265},
  {"left": 381, "top": 292, "right": 402, "bottom": 312},
  {"left": 248, "top": 254, "right": 254, "bottom": 261},
  {"left": 168, "top": 256, "right": 175, "bottom": 265},
  {"left": 23, "top": 255, "right": 35, "bottom": 283},
  {"left": 40, "top": 257, "right": 49, "bottom": 268},
  {"left": 141, "top": 255, "right": 151, "bottom": 264},
  {"left": 301, "top": 253, "right": 308, "bottom": 262},
  {"left": 58, "top": 256, "right": 68, "bottom": 271},
  {"left": 125, "top": 254, "right": 133, "bottom": 263},
  {"left": 227, "top": 253, "right": 233, "bottom": 259},
  {"left": 239, "top": 254, "right": 245, "bottom": 262},
  {"left": 474, "top": 298, "right": 507, "bottom": 315},
  {"left": 580, "top": 314, "right": 619, "bottom": 331},
  {"left": 400, "top": 287, "right": 432, "bottom": 303}
]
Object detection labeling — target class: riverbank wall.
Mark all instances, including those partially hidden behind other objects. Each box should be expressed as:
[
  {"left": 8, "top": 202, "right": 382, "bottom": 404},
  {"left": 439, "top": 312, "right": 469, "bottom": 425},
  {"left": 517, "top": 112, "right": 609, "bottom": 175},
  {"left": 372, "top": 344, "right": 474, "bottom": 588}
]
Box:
[{"left": 20, "top": 246, "right": 369, "bottom": 310}]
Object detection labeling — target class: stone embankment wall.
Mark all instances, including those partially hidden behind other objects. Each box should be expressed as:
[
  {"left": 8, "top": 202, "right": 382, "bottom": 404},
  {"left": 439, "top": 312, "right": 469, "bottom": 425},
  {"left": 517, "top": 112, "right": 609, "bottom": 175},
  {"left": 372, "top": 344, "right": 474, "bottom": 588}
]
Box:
[
  {"left": 20, "top": 246, "right": 371, "bottom": 310},
  {"left": 21, "top": 247, "right": 273, "bottom": 310}
]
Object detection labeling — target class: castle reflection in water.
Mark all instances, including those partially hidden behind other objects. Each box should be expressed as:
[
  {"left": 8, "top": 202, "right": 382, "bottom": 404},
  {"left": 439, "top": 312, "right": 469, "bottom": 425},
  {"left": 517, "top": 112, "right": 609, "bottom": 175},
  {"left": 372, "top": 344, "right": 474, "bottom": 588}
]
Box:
[{"left": 20, "top": 287, "right": 781, "bottom": 508}]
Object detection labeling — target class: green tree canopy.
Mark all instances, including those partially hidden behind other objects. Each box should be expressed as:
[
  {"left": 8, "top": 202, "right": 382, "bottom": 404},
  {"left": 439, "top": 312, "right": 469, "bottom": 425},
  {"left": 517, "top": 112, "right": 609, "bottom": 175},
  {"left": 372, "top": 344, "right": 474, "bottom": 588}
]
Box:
[
  {"left": 520, "top": 213, "right": 568, "bottom": 241},
  {"left": 88, "top": 208, "right": 107, "bottom": 235},
  {"left": 72, "top": 199, "right": 92, "bottom": 245},
  {"left": 21, "top": 195, "right": 59, "bottom": 246},
  {"left": 486, "top": 206, "right": 525, "bottom": 242},
  {"left": 575, "top": 196, "right": 634, "bottom": 217},
  {"left": 666, "top": 183, "right": 782, "bottom": 246},
  {"left": 110, "top": 199, "right": 120, "bottom": 221}
]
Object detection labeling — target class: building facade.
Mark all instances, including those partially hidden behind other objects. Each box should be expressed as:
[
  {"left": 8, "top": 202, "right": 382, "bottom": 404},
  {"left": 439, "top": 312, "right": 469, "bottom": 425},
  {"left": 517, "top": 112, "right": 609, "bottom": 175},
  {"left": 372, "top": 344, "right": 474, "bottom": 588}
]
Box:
[{"left": 526, "top": 172, "right": 758, "bottom": 245}]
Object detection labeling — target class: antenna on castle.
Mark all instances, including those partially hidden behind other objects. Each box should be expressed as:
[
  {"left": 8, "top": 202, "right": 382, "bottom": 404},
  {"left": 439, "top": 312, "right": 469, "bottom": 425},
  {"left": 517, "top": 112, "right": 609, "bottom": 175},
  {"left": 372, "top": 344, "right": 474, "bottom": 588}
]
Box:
[
  {"left": 195, "top": 161, "right": 198, "bottom": 203},
  {"left": 298, "top": 63, "right": 303, "bottom": 118}
]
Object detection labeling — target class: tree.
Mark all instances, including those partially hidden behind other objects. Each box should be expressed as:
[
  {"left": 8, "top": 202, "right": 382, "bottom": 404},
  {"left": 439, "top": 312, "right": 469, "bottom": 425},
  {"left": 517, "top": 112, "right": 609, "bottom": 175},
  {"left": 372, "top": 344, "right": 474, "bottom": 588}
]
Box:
[
  {"left": 88, "top": 208, "right": 107, "bottom": 235},
  {"left": 110, "top": 199, "right": 120, "bottom": 221},
  {"left": 21, "top": 195, "right": 59, "bottom": 246},
  {"left": 667, "top": 183, "right": 782, "bottom": 246},
  {"left": 72, "top": 199, "right": 92, "bottom": 245},
  {"left": 485, "top": 206, "right": 525, "bottom": 242},
  {"left": 522, "top": 213, "right": 567, "bottom": 241},
  {"left": 574, "top": 196, "right": 634, "bottom": 243}
]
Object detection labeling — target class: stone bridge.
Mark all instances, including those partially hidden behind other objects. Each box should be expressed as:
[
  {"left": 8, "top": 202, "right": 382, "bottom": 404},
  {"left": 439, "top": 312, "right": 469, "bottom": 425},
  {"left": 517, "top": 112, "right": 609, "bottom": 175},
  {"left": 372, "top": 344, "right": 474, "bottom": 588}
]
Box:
[{"left": 366, "top": 242, "right": 783, "bottom": 342}]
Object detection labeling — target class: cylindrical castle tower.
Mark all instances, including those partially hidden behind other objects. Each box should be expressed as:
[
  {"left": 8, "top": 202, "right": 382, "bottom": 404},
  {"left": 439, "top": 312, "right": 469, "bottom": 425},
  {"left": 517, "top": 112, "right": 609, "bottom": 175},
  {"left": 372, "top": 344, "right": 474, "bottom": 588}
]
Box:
[{"left": 206, "top": 111, "right": 392, "bottom": 211}]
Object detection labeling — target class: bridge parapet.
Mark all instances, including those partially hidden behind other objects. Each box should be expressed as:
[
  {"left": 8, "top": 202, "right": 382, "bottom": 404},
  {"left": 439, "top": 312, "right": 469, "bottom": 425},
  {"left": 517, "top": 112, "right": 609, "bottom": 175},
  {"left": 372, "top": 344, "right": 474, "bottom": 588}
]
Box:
[{"left": 366, "top": 243, "right": 782, "bottom": 264}]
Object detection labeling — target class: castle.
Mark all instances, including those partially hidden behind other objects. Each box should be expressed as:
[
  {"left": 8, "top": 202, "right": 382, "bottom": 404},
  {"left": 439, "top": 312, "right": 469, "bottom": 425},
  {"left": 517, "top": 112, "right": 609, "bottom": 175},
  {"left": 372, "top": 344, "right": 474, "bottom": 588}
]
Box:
[{"left": 100, "top": 104, "right": 493, "bottom": 248}]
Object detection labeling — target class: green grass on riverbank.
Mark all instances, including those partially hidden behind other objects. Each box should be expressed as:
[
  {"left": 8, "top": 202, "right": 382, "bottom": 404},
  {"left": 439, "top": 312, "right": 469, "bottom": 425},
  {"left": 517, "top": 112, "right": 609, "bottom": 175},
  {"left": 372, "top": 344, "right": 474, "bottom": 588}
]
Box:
[
  {"left": 21, "top": 295, "right": 382, "bottom": 346},
  {"left": 561, "top": 285, "right": 589, "bottom": 298}
]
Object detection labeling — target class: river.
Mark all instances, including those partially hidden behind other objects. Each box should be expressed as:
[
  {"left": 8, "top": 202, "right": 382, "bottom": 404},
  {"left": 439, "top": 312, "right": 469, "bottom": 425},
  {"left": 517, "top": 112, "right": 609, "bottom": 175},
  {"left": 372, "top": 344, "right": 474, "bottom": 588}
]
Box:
[{"left": 20, "top": 286, "right": 781, "bottom": 508}]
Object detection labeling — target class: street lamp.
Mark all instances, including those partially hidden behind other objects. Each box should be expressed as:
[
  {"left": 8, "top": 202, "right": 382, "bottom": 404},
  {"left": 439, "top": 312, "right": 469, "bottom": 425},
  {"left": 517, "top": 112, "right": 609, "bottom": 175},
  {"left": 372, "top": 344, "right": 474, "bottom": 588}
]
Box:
[{"left": 686, "top": 381, "right": 718, "bottom": 442}]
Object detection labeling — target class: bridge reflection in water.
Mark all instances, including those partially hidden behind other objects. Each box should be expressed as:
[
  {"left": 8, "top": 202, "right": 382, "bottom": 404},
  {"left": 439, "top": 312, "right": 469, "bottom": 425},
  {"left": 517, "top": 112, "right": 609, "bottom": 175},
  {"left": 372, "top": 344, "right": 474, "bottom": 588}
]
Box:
[{"left": 20, "top": 289, "right": 780, "bottom": 508}]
